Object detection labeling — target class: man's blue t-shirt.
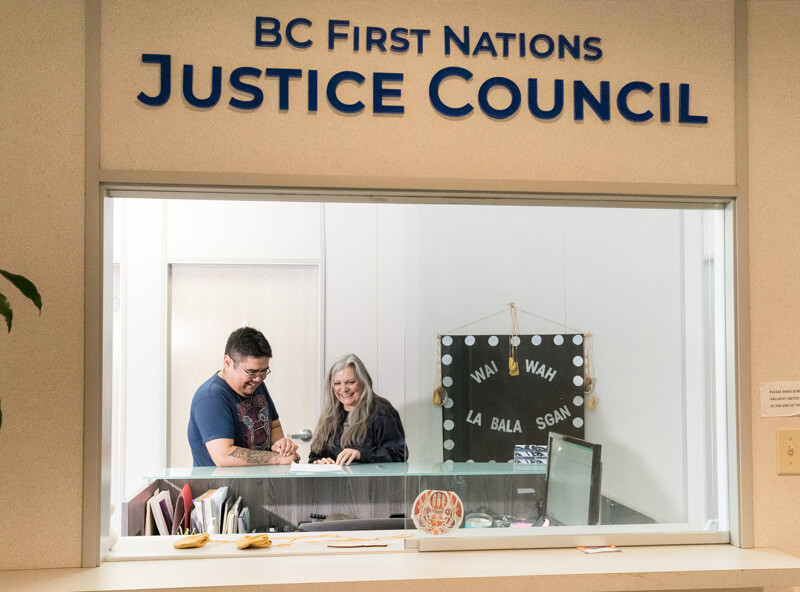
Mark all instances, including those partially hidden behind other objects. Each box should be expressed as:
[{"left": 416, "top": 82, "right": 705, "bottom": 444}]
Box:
[{"left": 187, "top": 373, "right": 280, "bottom": 467}]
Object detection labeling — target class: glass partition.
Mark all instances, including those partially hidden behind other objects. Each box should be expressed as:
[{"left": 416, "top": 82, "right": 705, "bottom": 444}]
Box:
[{"left": 108, "top": 193, "right": 729, "bottom": 552}]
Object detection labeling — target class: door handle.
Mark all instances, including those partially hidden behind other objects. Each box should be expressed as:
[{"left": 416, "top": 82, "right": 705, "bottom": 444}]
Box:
[{"left": 288, "top": 428, "right": 312, "bottom": 442}]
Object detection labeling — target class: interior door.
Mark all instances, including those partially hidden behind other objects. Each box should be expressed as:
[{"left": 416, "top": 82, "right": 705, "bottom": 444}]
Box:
[{"left": 168, "top": 263, "right": 320, "bottom": 466}]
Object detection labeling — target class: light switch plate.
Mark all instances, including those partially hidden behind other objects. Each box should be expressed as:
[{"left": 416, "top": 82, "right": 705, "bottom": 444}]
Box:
[{"left": 777, "top": 429, "right": 800, "bottom": 475}]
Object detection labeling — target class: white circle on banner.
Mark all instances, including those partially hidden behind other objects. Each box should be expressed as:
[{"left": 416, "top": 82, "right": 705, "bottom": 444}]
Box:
[
  {"left": 573, "top": 375, "right": 584, "bottom": 387},
  {"left": 554, "top": 335, "right": 564, "bottom": 345},
  {"left": 573, "top": 395, "right": 584, "bottom": 406},
  {"left": 442, "top": 336, "right": 453, "bottom": 347},
  {"left": 443, "top": 439, "right": 455, "bottom": 450},
  {"left": 488, "top": 336, "right": 499, "bottom": 346},
  {"left": 443, "top": 376, "right": 453, "bottom": 388},
  {"left": 442, "top": 354, "right": 453, "bottom": 365},
  {"left": 444, "top": 459, "right": 455, "bottom": 471},
  {"left": 573, "top": 334, "right": 584, "bottom": 345},
  {"left": 532, "top": 335, "right": 542, "bottom": 346},
  {"left": 443, "top": 419, "right": 455, "bottom": 431},
  {"left": 573, "top": 417, "right": 584, "bottom": 428},
  {"left": 511, "top": 336, "right": 521, "bottom": 346},
  {"left": 465, "top": 335, "right": 476, "bottom": 346},
  {"left": 466, "top": 459, "right": 475, "bottom": 463},
  {"left": 488, "top": 459, "right": 496, "bottom": 464},
  {"left": 443, "top": 398, "right": 454, "bottom": 409},
  {"left": 573, "top": 355, "right": 583, "bottom": 367}
]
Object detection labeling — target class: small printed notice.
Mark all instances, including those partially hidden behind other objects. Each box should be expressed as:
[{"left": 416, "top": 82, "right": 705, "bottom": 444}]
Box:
[{"left": 760, "top": 381, "right": 800, "bottom": 417}]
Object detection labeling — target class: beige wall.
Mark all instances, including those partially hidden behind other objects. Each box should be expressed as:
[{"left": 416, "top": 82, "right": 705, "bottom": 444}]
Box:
[
  {"left": 100, "top": 0, "right": 735, "bottom": 186},
  {"left": 2, "top": 0, "right": 800, "bottom": 575},
  {"left": 0, "top": 1, "right": 86, "bottom": 570},
  {"left": 748, "top": 1, "right": 800, "bottom": 557}
]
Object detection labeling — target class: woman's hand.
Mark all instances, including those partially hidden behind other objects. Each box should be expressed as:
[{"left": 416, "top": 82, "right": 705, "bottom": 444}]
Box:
[
  {"left": 335, "top": 448, "right": 361, "bottom": 465},
  {"left": 313, "top": 457, "right": 336, "bottom": 464}
]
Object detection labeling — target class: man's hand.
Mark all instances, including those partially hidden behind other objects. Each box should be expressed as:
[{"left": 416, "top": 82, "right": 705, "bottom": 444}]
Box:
[
  {"left": 207, "top": 438, "right": 300, "bottom": 466},
  {"left": 271, "top": 437, "right": 299, "bottom": 457},
  {"left": 272, "top": 451, "right": 300, "bottom": 465},
  {"left": 335, "top": 448, "right": 361, "bottom": 465}
]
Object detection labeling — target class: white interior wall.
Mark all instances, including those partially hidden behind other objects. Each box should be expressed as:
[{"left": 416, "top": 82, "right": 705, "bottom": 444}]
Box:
[
  {"left": 683, "top": 211, "right": 716, "bottom": 525},
  {"left": 404, "top": 205, "right": 718, "bottom": 524},
  {"left": 164, "top": 199, "right": 324, "bottom": 466},
  {"left": 561, "top": 207, "right": 687, "bottom": 523},
  {"left": 167, "top": 264, "right": 321, "bottom": 467},
  {"left": 407, "top": 205, "right": 569, "bottom": 472},
  {"left": 165, "top": 200, "right": 322, "bottom": 262},
  {"left": 117, "top": 200, "right": 167, "bottom": 499},
  {"left": 116, "top": 199, "right": 323, "bottom": 499},
  {"left": 323, "top": 204, "right": 379, "bottom": 378},
  {"left": 375, "top": 206, "right": 408, "bottom": 414},
  {"left": 115, "top": 197, "right": 720, "bottom": 526},
  {"left": 324, "top": 203, "right": 407, "bottom": 413}
]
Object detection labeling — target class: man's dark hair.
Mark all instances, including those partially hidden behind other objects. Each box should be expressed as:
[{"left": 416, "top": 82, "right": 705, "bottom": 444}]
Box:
[{"left": 225, "top": 327, "right": 272, "bottom": 359}]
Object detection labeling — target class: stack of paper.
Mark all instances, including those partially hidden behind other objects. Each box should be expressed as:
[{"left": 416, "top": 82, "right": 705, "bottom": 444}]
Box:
[
  {"left": 290, "top": 462, "right": 342, "bottom": 473},
  {"left": 146, "top": 490, "right": 174, "bottom": 536},
  {"left": 513, "top": 444, "right": 548, "bottom": 464},
  {"left": 222, "top": 495, "right": 242, "bottom": 534},
  {"left": 238, "top": 507, "right": 250, "bottom": 534},
  {"left": 188, "top": 486, "right": 260, "bottom": 534},
  {"left": 191, "top": 487, "right": 228, "bottom": 534},
  {"left": 144, "top": 488, "right": 159, "bottom": 536},
  {"left": 145, "top": 484, "right": 201, "bottom": 536},
  {"left": 176, "top": 485, "right": 255, "bottom": 535}
]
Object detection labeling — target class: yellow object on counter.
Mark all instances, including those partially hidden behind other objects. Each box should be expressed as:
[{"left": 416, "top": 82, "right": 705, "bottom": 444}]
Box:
[
  {"left": 236, "top": 534, "right": 272, "bottom": 549},
  {"left": 173, "top": 533, "right": 210, "bottom": 549}
]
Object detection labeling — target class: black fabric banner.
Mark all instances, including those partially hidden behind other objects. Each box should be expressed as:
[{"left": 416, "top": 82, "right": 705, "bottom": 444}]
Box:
[{"left": 440, "top": 334, "right": 586, "bottom": 462}]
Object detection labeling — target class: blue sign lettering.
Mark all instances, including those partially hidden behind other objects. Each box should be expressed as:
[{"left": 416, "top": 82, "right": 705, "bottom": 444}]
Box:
[{"left": 133, "top": 20, "right": 706, "bottom": 126}]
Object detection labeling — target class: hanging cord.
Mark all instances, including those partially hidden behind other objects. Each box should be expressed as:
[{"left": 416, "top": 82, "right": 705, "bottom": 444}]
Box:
[
  {"left": 508, "top": 302, "right": 520, "bottom": 376},
  {"left": 441, "top": 306, "right": 510, "bottom": 335},
  {"left": 441, "top": 303, "right": 582, "bottom": 336},
  {"left": 584, "top": 332, "right": 597, "bottom": 409},
  {"left": 514, "top": 306, "right": 583, "bottom": 334}
]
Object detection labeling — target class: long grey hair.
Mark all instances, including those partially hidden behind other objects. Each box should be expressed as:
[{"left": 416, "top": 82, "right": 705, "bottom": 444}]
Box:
[{"left": 311, "top": 353, "right": 378, "bottom": 453}]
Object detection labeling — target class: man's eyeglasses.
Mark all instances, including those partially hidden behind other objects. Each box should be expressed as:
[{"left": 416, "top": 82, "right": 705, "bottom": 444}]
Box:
[{"left": 232, "top": 359, "right": 271, "bottom": 379}]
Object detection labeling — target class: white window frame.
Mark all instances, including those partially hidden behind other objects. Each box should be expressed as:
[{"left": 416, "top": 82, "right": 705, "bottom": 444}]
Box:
[{"left": 86, "top": 183, "right": 745, "bottom": 564}]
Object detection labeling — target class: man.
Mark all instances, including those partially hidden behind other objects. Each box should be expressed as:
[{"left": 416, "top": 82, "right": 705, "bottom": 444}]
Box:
[{"left": 188, "top": 327, "right": 300, "bottom": 466}]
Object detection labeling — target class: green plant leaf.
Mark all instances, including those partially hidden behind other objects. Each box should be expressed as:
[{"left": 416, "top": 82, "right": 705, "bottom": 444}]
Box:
[
  {"left": 0, "top": 269, "right": 42, "bottom": 312},
  {"left": 0, "top": 291, "right": 12, "bottom": 332}
]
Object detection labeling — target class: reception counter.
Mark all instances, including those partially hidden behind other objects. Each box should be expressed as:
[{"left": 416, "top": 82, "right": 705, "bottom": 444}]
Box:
[
  {"left": 122, "top": 462, "right": 654, "bottom": 538},
  {"left": 3, "top": 544, "right": 800, "bottom": 592},
  {"left": 123, "top": 462, "right": 551, "bottom": 536}
]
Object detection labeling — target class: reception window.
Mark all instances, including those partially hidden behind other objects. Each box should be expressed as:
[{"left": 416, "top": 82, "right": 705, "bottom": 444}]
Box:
[{"left": 105, "top": 189, "right": 733, "bottom": 555}]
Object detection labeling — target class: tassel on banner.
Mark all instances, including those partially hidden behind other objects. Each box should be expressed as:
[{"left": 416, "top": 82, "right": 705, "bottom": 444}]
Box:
[
  {"left": 508, "top": 302, "right": 520, "bottom": 376},
  {"left": 583, "top": 332, "right": 597, "bottom": 410}
]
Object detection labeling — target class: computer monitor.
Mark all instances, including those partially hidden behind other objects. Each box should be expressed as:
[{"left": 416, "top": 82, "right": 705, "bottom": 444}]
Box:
[{"left": 542, "top": 432, "right": 602, "bottom": 526}]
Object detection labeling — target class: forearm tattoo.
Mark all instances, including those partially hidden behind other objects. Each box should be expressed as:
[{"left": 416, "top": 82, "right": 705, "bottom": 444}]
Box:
[{"left": 229, "top": 447, "right": 278, "bottom": 464}]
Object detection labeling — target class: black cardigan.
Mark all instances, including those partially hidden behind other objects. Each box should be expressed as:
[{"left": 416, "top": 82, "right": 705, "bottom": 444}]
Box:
[{"left": 308, "top": 398, "right": 408, "bottom": 463}]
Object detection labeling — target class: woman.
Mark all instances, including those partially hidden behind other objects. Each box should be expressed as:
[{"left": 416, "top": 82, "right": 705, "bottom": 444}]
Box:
[{"left": 309, "top": 354, "right": 408, "bottom": 465}]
